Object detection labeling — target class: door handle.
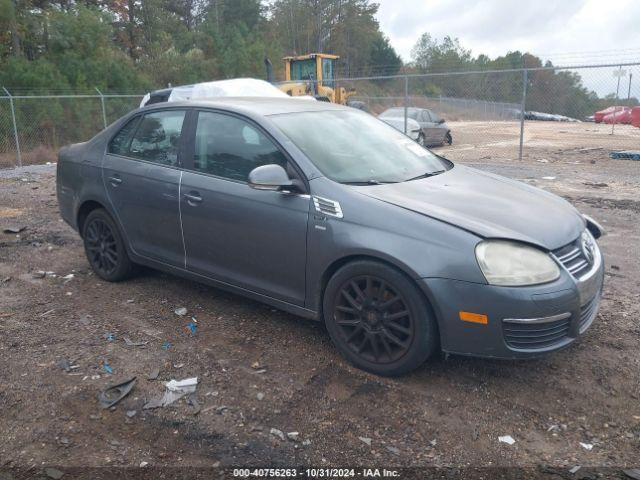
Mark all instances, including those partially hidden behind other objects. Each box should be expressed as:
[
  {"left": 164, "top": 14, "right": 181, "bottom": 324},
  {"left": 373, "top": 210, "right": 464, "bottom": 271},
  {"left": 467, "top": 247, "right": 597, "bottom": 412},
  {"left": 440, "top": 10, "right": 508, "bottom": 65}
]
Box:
[
  {"left": 183, "top": 192, "right": 202, "bottom": 205},
  {"left": 108, "top": 175, "right": 122, "bottom": 186}
]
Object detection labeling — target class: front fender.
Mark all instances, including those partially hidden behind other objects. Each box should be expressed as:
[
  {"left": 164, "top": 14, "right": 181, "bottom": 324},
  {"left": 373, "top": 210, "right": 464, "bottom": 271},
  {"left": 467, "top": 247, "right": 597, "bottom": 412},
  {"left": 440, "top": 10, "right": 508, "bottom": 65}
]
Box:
[{"left": 304, "top": 182, "right": 486, "bottom": 311}]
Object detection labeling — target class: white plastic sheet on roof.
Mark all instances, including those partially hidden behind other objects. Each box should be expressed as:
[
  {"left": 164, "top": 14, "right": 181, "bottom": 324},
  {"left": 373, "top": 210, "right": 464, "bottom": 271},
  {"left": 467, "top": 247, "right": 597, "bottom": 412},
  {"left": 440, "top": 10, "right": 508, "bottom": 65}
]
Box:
[
  {"left": 169, "top": 78, "right": 289, "bottom": 101},
  {"left": 140, "top": 78, "right": 318, "bottom": 107}
]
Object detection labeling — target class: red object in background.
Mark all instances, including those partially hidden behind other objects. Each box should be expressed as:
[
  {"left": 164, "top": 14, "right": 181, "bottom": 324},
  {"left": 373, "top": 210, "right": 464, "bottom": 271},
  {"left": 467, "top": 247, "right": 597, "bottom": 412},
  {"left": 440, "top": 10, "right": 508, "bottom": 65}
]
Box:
[
  {"left": 602, "top": 107, "right": 632, "bottom": 124},
  {"left": 594, "top": 106, "right": 626, "bottom": 123},
  {"left": 632, "top": 107, "right": 640, "bottom": 128}
]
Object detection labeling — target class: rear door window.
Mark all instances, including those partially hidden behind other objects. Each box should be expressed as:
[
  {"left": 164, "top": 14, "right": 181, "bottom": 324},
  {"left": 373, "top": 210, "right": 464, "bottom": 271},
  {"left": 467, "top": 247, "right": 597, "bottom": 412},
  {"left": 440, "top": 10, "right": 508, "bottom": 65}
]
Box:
[
  {"left": 192, "top": 111, "right": 288, "bottom": 182},
  {"left": 127, "top": 110, "right": 186, "bottom": 166}
]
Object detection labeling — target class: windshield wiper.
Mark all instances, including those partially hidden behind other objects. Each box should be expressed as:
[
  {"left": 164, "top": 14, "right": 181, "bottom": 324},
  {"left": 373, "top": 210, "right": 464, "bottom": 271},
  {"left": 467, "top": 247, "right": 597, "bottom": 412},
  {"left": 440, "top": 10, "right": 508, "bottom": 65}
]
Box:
[
  {"left": 341, "top": 179, "right": 397, "bottom": 186},
  {"left": 405, "top": 170, "right": 445, "bottom": 182}
]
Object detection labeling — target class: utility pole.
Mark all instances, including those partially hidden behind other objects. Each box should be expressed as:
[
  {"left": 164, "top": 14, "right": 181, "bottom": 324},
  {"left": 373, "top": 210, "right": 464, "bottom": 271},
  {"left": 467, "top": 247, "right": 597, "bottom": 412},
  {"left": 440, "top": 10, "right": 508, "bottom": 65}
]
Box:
[
  {"left": 612, "top": 66, "right": 625, "bottom": 135},
  {"left": 519, "top": 68, "right": 527, "bottom": 160}
]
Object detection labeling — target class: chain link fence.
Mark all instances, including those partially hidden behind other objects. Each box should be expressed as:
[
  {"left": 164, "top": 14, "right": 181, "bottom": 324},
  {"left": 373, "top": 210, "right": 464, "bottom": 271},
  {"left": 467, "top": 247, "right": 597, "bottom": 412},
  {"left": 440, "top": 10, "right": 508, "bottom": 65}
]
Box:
[
  {"left": 1, "top": 61, "right": 639, "bottom": 169},
  {"left": 0, "top": 92, "right": 143, "bottom": 168},
  {"left": 341, "top": 62, "right": 640, "bottom": 163}
]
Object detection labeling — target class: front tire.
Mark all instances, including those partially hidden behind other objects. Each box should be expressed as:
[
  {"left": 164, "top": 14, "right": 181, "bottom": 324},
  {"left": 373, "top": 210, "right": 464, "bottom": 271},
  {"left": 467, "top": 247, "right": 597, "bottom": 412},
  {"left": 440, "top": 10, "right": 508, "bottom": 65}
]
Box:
[
  {"left": 82, "top": 209, "right": 134, "bottom": 282},
  {"left": 445, "top": 132, "right": 452, "bottom": 145},
  {"left": 323, "top": 260, "right": 438, "bottom": 376}
]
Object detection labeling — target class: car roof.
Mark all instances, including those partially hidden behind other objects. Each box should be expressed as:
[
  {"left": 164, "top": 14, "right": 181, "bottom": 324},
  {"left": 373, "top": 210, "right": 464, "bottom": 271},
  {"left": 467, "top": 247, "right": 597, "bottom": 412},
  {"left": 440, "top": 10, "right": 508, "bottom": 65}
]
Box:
[
  {"left": 380, "top": 106, "right": 431, "bottom": 114},
  {"left": 139, "top": 96, "right": 350, "bottom": 117}
]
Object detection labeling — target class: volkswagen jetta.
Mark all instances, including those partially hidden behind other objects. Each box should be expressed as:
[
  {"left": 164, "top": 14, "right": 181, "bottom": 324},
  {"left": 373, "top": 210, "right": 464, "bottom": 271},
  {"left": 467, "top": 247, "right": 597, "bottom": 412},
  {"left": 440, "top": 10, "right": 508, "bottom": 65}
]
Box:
[{"left": 57, "top": 97, "right": 604, "bottom": 376}]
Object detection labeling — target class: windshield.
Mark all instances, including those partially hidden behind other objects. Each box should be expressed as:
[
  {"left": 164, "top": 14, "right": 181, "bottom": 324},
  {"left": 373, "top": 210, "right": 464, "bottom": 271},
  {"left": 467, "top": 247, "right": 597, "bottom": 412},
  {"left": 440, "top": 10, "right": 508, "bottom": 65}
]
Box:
[{"left": 270, "top": 110, "right": 449, "bottom": 184}]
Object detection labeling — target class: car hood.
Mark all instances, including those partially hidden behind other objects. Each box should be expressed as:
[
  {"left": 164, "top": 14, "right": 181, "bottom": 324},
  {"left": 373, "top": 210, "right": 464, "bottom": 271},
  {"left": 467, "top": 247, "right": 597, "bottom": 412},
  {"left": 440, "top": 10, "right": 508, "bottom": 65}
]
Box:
[{"left": 355, "top": 165, "right": 584, "bottom": 250}]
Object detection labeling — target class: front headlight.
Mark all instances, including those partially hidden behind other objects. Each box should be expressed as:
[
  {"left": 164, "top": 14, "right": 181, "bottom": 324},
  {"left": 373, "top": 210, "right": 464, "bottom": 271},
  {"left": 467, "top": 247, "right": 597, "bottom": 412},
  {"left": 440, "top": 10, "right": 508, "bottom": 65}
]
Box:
[{"left": 475, "top": 240, "right": 560, "bottom": 286}]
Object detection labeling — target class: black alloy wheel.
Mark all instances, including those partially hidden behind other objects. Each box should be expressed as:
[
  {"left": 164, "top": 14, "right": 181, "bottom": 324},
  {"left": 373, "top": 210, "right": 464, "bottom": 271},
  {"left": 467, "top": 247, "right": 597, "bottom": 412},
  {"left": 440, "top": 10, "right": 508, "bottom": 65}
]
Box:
[
  {"left": 85, "top": 217, "right": 119, "bottom": 276},
  {"left": 324, "top": 260, "right": 438, "bottom": 376},
  {"left": 82, "top": 209, "right": 133, "bottom": 282},
  {"left": 333, "top": 275, "right": 414, "bottom": 364}
]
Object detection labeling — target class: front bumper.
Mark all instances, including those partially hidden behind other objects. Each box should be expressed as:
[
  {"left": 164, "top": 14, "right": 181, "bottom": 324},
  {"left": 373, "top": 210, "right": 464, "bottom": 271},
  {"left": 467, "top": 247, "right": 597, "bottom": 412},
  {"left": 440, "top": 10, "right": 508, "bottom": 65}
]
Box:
[{"left": 421, "top": 239, "right": 604, "bottom": 359}]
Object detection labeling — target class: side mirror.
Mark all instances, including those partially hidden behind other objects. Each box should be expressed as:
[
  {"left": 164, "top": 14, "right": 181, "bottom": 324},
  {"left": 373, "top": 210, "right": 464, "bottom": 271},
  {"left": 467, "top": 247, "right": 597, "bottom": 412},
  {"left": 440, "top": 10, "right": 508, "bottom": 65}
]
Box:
[
  {"left": 248, "top": 164, "right": 298, "bottom": 192},
  {"left": 437, "top": 118, "right": 445, "bottom": 124}
]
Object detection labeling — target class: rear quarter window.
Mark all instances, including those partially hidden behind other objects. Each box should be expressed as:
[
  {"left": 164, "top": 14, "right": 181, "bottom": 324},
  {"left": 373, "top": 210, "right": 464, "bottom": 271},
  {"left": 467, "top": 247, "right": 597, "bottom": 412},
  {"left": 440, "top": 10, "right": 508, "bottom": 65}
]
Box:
[{"left": 108, "top": 116, "right": 140, "bottom": 156}]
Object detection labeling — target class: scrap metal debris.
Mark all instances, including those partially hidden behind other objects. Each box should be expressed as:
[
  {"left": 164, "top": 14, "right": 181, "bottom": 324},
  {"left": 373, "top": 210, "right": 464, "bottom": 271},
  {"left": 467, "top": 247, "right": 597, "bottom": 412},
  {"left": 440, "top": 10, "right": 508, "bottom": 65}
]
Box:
[
  {"left": 498, "top": 435, "right": 516, "bottom": 445},
  {"left": 3, "top": 226, "right": 26, "bottom": 234},
  {"left": 579, "top": 442, "right": 593, "bottom": 451},
  {"left": 103, "top": 363, "right": 113, "bottom": 374},
  {"left": 98, "top": 377, "right": 137, "bottom": 409},
  {"left": 123, "top": 336, "right": 148, "bottom": 347},
  {"left": 147, "top": 368, "right": 160, "bottom": 380},
  {"left": 270, "top": 428, "right": 285, "bottom": 441},
  {"left": 174, "top": 307, "right": 188, "bottom": 316},
  {"left": 386, "top": 446, "right": 401, "bottom": 455},
  {"left": 359, "top": 436, "right": 372, "bottom": 446},
  {"left": 143, "top": 377, "right": 198, "bottom": 409}
]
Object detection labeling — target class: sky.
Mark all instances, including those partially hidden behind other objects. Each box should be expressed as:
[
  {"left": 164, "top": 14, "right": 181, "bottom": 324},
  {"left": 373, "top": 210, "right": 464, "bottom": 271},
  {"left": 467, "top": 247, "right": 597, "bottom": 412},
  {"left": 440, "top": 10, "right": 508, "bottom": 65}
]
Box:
[{"left": 375, "top": 0, "right": 640, "bottom": 97}]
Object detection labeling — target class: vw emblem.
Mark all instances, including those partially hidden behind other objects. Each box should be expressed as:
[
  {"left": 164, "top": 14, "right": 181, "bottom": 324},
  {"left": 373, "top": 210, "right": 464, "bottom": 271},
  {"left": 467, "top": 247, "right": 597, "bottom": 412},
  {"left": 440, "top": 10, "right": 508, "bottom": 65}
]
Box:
[{"left": 581, "top": 231, "right": 595, "bottom": 265}]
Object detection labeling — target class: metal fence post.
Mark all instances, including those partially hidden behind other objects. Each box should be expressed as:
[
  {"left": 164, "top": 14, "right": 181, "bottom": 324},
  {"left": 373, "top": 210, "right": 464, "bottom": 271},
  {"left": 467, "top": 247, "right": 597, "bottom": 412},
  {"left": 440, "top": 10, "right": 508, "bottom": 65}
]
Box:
[
  {"left": 403, "top": 75, "right": 409, "bottom": 134},
  {"left": 611, "top": 65, "right": 622, "bottom": 135},
  {"left": 96, "top": 87, "right": 107, "bottom": 129},
  {"left": 2, "top": 87, "right": 22, "bottom": 168},
  {"left": 518, "top": 68, "right": 528, "bottom": 160}
]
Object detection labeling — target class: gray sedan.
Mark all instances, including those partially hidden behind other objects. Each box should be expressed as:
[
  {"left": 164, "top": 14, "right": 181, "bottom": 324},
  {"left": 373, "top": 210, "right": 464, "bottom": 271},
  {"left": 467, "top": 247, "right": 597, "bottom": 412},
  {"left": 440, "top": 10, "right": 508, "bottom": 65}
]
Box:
[
  {"left": 380, "top": 107, "right": 452, "bottom": 146},
  {"left": 57, "top": 98, "right": 604, "bottom": 376}
]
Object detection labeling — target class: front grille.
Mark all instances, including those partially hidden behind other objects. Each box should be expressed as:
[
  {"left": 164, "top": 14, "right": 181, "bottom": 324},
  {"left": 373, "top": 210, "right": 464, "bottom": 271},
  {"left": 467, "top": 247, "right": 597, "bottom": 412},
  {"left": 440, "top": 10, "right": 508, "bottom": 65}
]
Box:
[
  {"left": 553, "top": 238, "right": 591, "bottom": 278},
  {"left": 579, "top": 294, "right": 600, "bottom": 333},
  {"left": 503, "top": 317, "right": 571, "bottom": 350}
]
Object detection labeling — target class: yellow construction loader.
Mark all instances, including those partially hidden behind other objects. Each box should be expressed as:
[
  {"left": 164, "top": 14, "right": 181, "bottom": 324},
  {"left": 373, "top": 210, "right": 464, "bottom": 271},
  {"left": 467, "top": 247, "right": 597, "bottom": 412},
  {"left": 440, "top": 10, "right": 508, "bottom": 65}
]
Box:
[{"left": 266, "top": 53, "right": 355, "bottom": 104}]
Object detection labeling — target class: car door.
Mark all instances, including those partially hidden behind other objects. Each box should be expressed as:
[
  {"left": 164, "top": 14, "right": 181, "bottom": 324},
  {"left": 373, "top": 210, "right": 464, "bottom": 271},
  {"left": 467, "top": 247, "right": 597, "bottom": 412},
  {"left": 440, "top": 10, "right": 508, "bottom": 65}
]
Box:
[
  {"left": 418, "top": 110, "right": 437, "bottom": 144},
  {"left": 103, "top": 109, "right": 187, "bottom": 267},
  {"left": 423, "top": 110, "right": 446, "bottom": 144},
  {"left": 179, "top": 110, "right": 310, "bottom": 306}
]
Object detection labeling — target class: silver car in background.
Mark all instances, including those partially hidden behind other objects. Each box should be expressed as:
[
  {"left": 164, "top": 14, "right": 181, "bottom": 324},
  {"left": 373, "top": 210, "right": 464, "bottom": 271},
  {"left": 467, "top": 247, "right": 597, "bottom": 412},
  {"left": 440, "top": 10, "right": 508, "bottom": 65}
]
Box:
[
  {"left": 378, "top": 115, "right": 422, "bottom": 142},
  {"left": 380, "top": 107, "right": 452, "bottom": 146}
]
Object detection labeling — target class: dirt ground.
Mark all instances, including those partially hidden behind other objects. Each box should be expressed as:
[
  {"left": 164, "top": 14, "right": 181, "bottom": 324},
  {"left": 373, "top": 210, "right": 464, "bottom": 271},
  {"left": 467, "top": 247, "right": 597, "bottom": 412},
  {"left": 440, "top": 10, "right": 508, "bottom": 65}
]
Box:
[{"left": 1, "top": 122, "right": 639, "bottom": 478}]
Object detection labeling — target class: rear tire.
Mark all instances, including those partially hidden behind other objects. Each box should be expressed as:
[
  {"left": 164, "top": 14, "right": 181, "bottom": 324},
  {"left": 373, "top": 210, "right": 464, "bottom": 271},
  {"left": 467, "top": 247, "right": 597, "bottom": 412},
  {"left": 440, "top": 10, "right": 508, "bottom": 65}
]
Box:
[
  {"left": 82, "top": 209, "right": 134, "bottom": 282},
  {"left": 323, "top": 260, "right": 438, "bottom": 376}
]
